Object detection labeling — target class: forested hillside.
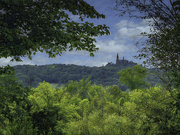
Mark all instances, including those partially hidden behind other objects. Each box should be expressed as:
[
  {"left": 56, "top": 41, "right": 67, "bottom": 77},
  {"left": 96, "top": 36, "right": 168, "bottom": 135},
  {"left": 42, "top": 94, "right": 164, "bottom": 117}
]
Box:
[{"left": 14, "top": 63, "right": 161, "bottom": 90}]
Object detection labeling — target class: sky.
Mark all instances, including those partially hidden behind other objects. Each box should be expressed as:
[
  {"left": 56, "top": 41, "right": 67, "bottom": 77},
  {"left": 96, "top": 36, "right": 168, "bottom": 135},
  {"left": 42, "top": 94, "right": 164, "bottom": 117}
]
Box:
[{"left": 0, "top": 0, "right": 152, "bottom": 67}]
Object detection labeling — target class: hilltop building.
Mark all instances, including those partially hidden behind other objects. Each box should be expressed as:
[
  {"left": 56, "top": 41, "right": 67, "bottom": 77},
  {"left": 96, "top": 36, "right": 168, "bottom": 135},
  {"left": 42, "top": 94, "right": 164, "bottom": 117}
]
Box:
[
  {"left": 106, "top": 53, "right": 135, "bottom": 66},
  {"left": 116, "top": 53, "right": 134, "bottom": 65}
]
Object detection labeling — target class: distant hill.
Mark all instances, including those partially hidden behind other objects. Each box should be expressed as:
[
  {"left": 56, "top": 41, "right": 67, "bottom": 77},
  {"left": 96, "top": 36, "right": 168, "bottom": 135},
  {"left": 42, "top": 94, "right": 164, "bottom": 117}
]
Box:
[{"left": 14, "top": 62, "right": 161, "bottom": 91}]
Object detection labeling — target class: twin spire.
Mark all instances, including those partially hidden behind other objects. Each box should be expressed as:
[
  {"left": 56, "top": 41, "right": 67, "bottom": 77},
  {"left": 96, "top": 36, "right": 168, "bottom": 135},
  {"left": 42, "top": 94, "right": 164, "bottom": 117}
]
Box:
[
  {"left": 106, "top": 53, "right": 134, "bottom": 66},
  {"left": 116, "top": 53, "right": 125, "bottom": 64},
  {"left": 116, "top": 53, "right": 124, "bottom": 61}
]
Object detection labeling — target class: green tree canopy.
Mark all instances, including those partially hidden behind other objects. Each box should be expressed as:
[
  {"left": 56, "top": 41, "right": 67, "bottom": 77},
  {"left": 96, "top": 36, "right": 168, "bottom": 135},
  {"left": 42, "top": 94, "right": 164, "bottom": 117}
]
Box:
[
  {"left": 118, "top": 65, "right": 149, "bottom": 91},
  {"left": 0, "top": 0, "right": 110, "bottom": 62}
]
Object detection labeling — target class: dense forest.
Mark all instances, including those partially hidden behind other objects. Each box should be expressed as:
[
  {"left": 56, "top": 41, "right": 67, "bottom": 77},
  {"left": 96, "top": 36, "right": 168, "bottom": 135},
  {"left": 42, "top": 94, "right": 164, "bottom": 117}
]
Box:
[{"left": 13, "top": 63, "right": 161, "bottom": 90}]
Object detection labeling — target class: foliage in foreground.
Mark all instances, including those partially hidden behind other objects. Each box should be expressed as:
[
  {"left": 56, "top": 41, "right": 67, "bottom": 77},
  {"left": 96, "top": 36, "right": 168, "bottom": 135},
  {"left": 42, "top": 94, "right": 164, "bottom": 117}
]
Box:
[{"left": 0, "top": 72, "right": 180, "bottom": 135}]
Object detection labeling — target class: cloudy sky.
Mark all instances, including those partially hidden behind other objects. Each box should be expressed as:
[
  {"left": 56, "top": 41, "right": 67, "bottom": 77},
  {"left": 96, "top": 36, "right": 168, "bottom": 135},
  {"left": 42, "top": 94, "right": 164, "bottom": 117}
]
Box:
[{"left": 0, "top": 0, "right": 151, "bottom": 67}]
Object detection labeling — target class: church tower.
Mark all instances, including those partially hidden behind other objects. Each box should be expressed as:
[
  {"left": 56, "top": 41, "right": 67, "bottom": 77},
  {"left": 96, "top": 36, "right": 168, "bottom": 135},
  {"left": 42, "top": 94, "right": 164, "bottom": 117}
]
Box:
[{"left": 116, "top": 53, "right": 119, "bottom": 64}]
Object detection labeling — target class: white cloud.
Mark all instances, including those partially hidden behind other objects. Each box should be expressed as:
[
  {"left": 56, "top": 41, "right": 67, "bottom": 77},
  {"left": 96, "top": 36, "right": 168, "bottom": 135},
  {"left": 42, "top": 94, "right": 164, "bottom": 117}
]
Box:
[
  {"left": 115, "top": 19, "right": 151, "bottom": 40},
  {"left": 0, "top": 57, "right": 35, "bottom": 67},
  {"left": 0, "top": 57, "right": 12, "bottom": 66},
  {"left": 96, "top": 40, "right": 136, "bottom": 54},
  {"left": 70, "top": 15, "right": 80, "bottom": 21},
  {"left": 115, "top": 20, "right": 137, "bottom": 28}
]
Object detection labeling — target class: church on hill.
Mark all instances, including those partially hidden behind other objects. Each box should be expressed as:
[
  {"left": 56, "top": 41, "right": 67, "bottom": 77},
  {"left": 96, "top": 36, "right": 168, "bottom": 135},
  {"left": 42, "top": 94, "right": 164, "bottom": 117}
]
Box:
[
  {"left": 116, "top": 53, "right": 132, "bottom": 65},
  {"left": 106, "top": 53, "right": 134, "bottom": 66}
]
